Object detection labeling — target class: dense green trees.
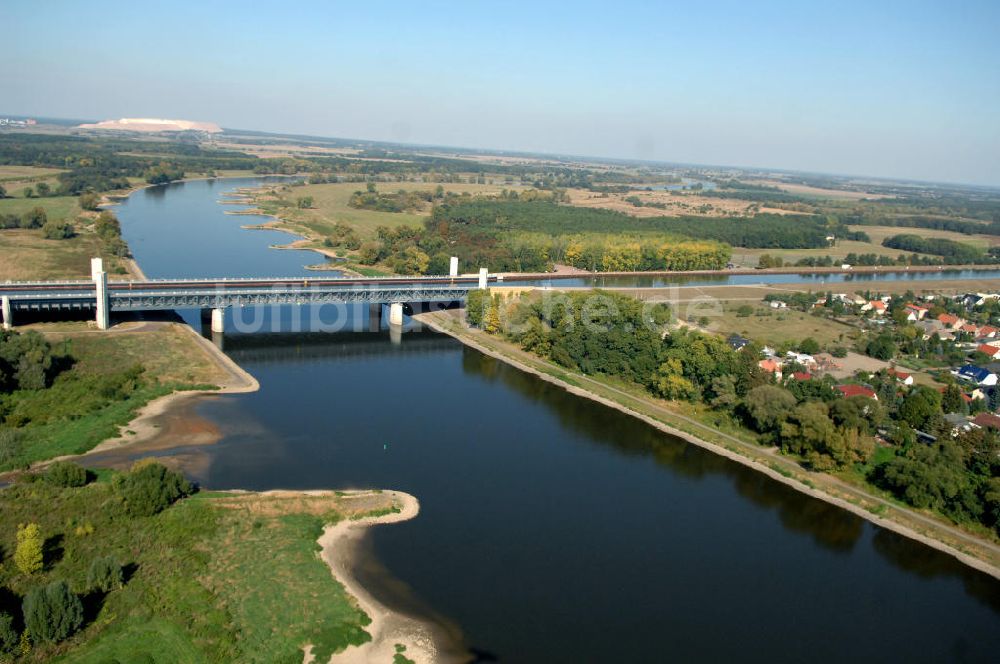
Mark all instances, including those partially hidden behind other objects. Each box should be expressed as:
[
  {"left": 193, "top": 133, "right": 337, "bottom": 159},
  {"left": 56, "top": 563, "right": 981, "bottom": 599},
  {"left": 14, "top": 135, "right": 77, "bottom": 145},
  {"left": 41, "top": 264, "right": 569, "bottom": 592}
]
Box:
[
  {"left": 22, "top": 580, "right": 84, "bottom": 643},
  {"left": 882, "top": 234, "right": 986, "bottom": 263},
  {"left": 42, "top": 220, "right": 75, "bottom": 239},
  {"left": 113, "top": 460, "right": 193, "bottom": 516},
  {"left": 0, "top": 612, "right": 16, "bottom": 655},
  {"left": 432, "top": 200, "right": 834, "bottom": 249},
  {"left": 79, "top": 191, "right": 100, "bottom": 211},
  {"left": 87, "top": 555, "right": 124, "bottom": 593},
  {"left": 0, "top": 329, "right": 58, "bottom": 393},
  {"left": 44, "top": 461, "right": 89, "bottom": 488}
]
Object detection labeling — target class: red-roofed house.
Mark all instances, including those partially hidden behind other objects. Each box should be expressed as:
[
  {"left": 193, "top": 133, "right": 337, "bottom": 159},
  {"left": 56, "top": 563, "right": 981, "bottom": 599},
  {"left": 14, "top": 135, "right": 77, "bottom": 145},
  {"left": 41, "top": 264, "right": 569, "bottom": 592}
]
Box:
[
  {"left": 976, "top": 344, "right": 1000, "bottom": 360},
  {"left": 937, "top": 313, "right": 963, "bottom": 328},
  {"left": 790, "top": 372, "right": 813, "bottom": 381},
  {"left": 978, "top": 325, "right": 999, "bottom": 338},
  {"left": 863, "top": 300, "right": 887, "bottom": 315},
  {"left": 836, "top": 384, "right": 878, "bottom": 400},
  {"left": 759, "top": 359, "right": 782, "bottom": 380},
  {"left": 888, "top": 368, "right": 914, "bottom": 385},
  {"left": 960, "top": 323, "right": 979, "bottom": 335},
  {"left": 905, "top": 304, "right": 928, "bottom": 321},
  {"left": 973, "top": 412, "right": 1000, "bottom": 430}
]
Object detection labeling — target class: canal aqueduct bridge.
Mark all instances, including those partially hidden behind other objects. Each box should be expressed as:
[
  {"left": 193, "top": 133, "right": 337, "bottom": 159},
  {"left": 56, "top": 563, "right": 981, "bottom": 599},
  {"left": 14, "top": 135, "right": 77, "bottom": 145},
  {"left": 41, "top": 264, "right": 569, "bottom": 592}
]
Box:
[{"left": 1, "top": 258, "right": 494, "bottom": 331}]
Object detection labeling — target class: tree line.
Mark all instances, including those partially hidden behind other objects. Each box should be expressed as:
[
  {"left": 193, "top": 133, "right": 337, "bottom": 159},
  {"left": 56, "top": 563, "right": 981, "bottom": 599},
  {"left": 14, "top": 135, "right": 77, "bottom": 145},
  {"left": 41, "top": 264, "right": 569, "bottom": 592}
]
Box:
[
  {"left": 882, "top": 234, "right": 989, "bottom": 263},
  {"left": 431, "top": 199, "right": 840, "bottom": 249}
]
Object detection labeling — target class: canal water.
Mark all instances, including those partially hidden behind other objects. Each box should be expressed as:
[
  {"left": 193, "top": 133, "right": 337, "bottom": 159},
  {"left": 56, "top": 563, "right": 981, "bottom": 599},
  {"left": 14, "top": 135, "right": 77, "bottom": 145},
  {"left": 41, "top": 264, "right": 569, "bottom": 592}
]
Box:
[{"left": 112, "top": 179, "right": 1000, "bottom": 662}]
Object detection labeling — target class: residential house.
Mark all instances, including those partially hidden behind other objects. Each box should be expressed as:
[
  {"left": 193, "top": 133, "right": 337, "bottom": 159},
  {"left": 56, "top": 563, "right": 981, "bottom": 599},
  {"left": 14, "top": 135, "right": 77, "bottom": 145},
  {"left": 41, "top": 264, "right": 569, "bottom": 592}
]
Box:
[
  {"left": 759, "top": 359, "right": 782, "bottom": 380},
  {"left": 862, "top": 300, "right": 887, "bottom": 315},
  {"left": 976, "top": 344, "right": 1000, "bottom": 360},
  {"left": 836, "top": 384, "right": 878, "bottom": 400},
  {"left": 937, "top": 313, "right": 964, "bottom": 329},
  {"left": 768, "top": 300, "right": 787, "bottom": 309},
  {"left": 972, "top": 412, "right": 1000, "bottom": 431},
  {"left": 789, "top": 372, "right": 813, "bottom": 381},
  {"left": 955, "top": 365, "right": 998, "bottom": 387},
  {"left": 888, "top": 368, "right": 914, "bottom": 385},
  {"left": 915, "top": 319, "right": 949, "bottom": 340},
  {"left": 904, "top": 303, "right": 928, "bottom": 321},
  {"left": 785, "top": 351, "right": 816, "bottom": 368},
  {"left": 959, "top": 323, "right": 980, "bottom": 336},
  {"left": 727, "top": 334, "right": 751, "bottom": 351}
]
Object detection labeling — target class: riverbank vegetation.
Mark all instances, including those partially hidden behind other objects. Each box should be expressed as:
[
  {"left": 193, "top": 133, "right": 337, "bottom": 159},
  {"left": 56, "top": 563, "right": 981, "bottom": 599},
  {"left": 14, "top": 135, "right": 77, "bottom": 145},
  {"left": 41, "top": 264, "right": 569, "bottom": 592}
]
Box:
[
  {"left": 0, "top": 465, "right": 395, "bottom": 661},
  {"left": 0, "top": 324, "right": 228, "bottom": 471},
  {"left": 466, "top": 289, "right": 1000, "bottom": 540}
]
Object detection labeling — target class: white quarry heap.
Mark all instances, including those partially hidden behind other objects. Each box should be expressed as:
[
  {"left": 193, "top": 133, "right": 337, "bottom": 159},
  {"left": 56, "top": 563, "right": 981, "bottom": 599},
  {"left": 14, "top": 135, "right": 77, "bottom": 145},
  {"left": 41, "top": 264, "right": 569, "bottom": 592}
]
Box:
[{"left": 78, "top": 117, "right": 223, "bottom": 133}]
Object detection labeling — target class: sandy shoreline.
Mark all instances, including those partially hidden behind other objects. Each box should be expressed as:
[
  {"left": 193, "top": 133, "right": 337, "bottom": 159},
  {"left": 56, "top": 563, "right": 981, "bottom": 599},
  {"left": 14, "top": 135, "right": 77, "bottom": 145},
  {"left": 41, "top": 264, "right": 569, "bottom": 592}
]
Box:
[
  {"left": 415, "top": 310, "right": 1000, "bottom": 581},
  {"left": 318, "top": 491, "right": 464, "bottom": 664}
]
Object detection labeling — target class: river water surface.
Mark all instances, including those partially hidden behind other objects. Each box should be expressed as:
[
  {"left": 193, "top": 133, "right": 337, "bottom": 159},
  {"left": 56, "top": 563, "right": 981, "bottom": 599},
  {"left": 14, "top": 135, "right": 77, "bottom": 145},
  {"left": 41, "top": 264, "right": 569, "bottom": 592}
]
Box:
[{"left": 111, "top": 179, "right": 1000, "bottom": 663}]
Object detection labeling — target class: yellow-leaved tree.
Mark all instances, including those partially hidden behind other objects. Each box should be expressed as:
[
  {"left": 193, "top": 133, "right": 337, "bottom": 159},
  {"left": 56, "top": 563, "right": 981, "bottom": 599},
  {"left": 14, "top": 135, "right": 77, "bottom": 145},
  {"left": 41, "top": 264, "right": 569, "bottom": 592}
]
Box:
[{"left": 15, "top": 523, "right": 44, "bottom": 575}]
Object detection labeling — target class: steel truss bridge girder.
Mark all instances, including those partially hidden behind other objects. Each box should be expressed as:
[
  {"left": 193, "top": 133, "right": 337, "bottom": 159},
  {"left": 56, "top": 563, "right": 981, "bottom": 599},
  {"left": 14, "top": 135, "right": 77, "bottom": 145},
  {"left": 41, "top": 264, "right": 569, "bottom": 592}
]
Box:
[{"left": 107, "top": 286, "right": 470, "bottom": 311}]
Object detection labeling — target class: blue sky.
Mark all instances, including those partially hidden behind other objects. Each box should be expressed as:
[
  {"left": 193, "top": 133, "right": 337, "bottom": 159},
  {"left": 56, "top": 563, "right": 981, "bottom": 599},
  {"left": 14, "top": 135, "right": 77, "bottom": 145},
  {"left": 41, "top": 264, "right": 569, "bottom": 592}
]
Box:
[{"left": 5, "top": 0, "right": 999, "bottom": 185}]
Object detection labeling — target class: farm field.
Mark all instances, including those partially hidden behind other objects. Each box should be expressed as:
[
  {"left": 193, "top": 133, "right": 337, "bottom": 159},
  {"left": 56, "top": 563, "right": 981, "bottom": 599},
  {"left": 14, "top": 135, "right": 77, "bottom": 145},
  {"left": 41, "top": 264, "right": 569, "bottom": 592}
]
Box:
[{"left": 0, "top": 165, "right": 67, "bottom": 198}]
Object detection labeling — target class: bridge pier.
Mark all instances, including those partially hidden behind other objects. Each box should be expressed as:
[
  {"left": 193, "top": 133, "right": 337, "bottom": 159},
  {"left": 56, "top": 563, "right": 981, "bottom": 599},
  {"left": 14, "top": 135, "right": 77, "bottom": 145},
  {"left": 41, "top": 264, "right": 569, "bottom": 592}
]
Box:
[
  {"left": 388, "top": 302, "right": 404, "bottom": 327},
  {"left": 389, "top": 322, "right": 402, "bottom": 346},
  {"left": 211, "top": 308, "right": 225, "bottom": 334},
  {"left": 91, "top": 258, "right": 110, "bottom": 330},
  {"left": 1, "top": 296, "right": 11, "bottom": 330}
]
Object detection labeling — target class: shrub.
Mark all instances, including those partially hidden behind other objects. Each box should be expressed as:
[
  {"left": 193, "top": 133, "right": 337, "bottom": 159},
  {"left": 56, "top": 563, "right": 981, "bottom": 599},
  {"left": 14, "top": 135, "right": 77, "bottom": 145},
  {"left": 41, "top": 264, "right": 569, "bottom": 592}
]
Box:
[
  {"left": 113, "top": 461, "right": 193, "bottom": 516},
  {"left": 44, "top": 461, "right": 89, "bottom": 488},
  {"left": 14, "top": 523, "right": 44, "bottom": 575},
  {"left": 0, "top": 428, "right": 23, "bottom": 467},
  {"left": 20, "top": 207, "right": 46, "bottom": 229},
  {"left": 0, "top": 612, "right": 17, "bottom": 655},
  {"left": 86, "top": 555, "right": 124, "bottom": 593},
  {"left": 41, "top": 221, "right": 74, "bottom": 240},
  {"left": 22, "top": 580, "right": 83, "bottom": 644},
  {"left": 79, "top": 191, "right": 100, "bottom": 211}
]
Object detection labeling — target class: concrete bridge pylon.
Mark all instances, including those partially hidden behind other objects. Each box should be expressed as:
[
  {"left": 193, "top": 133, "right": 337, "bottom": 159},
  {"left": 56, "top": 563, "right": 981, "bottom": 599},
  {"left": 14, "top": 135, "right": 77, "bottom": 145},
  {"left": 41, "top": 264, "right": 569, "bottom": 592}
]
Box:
[{"left": 91, "top": 257, "right": 110, "bottom": 330}]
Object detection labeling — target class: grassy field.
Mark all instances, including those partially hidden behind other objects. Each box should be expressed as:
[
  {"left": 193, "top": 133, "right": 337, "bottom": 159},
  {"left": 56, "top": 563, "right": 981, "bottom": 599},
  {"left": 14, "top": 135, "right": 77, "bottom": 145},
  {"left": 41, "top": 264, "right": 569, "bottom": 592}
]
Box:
[
  {"left": 697, "top": 301, "right": 856, "bottom": 348},
  {"left": 0, "top": 194, "right": 81, "bottom": 223},
  {"left": 1, "top": 323, "right": 230, "bottom": 470},
  {"left": 729, "top": 239, "right": 926, "bottom": 268},
  {"left": 257, "top": 181, "right": 524, "bottom": 241},
  {"left": 0, "top": 228, "right": 112, "bottom": 281},
  {"left": 0, "top": 479, "right": 395, "bottom": 662}
]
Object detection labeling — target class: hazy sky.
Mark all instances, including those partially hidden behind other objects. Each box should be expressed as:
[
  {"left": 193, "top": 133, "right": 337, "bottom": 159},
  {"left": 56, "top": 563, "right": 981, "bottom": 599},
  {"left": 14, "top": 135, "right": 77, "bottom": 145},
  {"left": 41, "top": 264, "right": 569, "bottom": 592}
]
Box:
[{"left": 5, "top": 0, "right": 999, "bottom": 185}]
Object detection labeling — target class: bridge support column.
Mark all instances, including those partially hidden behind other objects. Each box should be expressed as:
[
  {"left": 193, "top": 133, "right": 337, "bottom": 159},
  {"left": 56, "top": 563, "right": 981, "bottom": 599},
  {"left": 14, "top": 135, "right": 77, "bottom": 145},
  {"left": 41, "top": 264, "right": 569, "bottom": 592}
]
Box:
[
  {"left": 211, "top": 308, "right": 225, "bottom": 334},
  {"left": 389, "top": 322, "right": 403, "bottom": 346},
  {"left": 388, "top": 302, "right": 404, "bottom": 327},
  {"left": 368, "top": 303, "right": 382, "bottom": 332},
  {"left": 91, "top": 257, "right": 110, "bottom": 330},
  {"left": 1, "top": 296, "right": 11, "bottom": 330},
  {"left": 449, "top": 256, "right": 459, "bottom": 277},
  {"left": 478, "top": 267, "right": 488, "bottom": 289}
]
